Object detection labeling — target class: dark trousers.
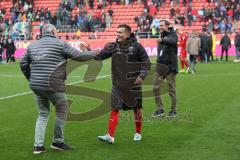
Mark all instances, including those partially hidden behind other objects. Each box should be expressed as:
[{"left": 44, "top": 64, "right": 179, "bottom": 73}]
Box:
[
  {"left": 190, "top": 55, "right": 197, "bottom": 72},
  {"left": 0, "top": 49, "right": 3, "bottom": 62},
  {"left": 6, "top": 51, "right": 15, "bottom": 63},
  {"left": 208, "top": 51, "right": 214, "bottom": 62},
  {"left": 221, "top": 48, "right": 228, "bottom": 61}
]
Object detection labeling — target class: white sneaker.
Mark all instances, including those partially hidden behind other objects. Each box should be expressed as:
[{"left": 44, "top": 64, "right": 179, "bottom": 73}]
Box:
[
  {"left": 98, "top": 134, "right": 114, "bottom": 144},
  {"left": 179, "top": 69, "right": 185, "bottom": 73},
  {"left": 133, "top": 133, "right": 142, "bottom": 141},
  {"left": 233, "top": 59, "right": 240, "bottom": 62}
]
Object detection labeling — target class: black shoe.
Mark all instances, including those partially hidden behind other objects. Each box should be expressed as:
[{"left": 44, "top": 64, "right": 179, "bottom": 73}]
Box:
[
  {"left": 152, "top": 109, "right": 165, "bottom": 118},
  {"left": 168, "top": 111, "right": 177, "bottom": 118},
  {"left": 51, "top": 142, "right": 72, "bottom": 151},
  {"left": 33, "top": 146, "right": 47, "bottom": 154}
]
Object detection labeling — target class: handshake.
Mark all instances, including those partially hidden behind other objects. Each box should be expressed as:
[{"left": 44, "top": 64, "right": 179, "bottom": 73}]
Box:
[{"left": 79, "top": 42, "right": 100, "bottom": 55}]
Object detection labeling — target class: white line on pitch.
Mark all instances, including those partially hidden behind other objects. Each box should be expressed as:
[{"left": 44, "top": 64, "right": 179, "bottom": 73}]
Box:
[
  {"left": 0, "top": 74, "right": 111, "bottom": 101},
  {"left": 0, "top": 75, "right": 95, "bottom": 78}
]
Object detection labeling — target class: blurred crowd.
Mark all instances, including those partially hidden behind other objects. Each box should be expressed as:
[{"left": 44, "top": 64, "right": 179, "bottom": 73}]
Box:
[{"left": 134, "top": 0, "right": 239, "bottom": 37}]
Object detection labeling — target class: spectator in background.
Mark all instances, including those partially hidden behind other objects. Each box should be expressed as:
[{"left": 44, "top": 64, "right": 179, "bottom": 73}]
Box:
[
  {"left": 207, "top": 19, "right": 213, "bottom": 33},
  {"left": 149, "top": 3, "right": 157, "bottom": 16},
  {"left": 170, "top": 7, "right": 175, "bottom": 19},
  {"left": 219, "top": 20, "right": 226, "bottom": 34},
  {"left": 211, "top": 31, "right": 217, "bottom": 61},
  {"left": 198, "top": 8, "right": 204, "bottom": 21},
  {"left": 5, "top": 37, "right": 16, "bottom": 64},
  {"left": 107, "top": 8, "right": 113, "bottom": 17},
  {"left": 105, "top": 12, "right": 112, "bottom": 28},
  {"left": 202, "top": 22, "right": 207, "bottom": 32},
  {"left": 188, "top": 0, "right": 192, "bottom": 6},
  {"left": 177, "top": 29, "right": 189, "bottom": 73},
  {"left": 23, "top": 2, "right": 29, "bottom": 12},
  {"left": 40, "top": 8, "right": 45, "bottom": 21},
  {"left": 56, "top": 10, "right": 61, "bottom": 28},
  {"left": 151, "top": 25, "right": 157, "bottom": 37},
  {"left": 150, "top": 16, "right": 160, "bottom": 29},
  {"left": 35, "top": 10, "right": 40, "bottom": 21},
  {"left": 178, "top": 15, "right": 185, "bottom": 26},
  {"left": 226, "top": 21, "right": 232, "bottom": 33},
  {"left": 186, "top": 30, "right": 201, "bottom": 74},
  {"left": 191, "top": 9, "right": 197, "bottom": 21},
  {"left": 234, "top": 32, "right": 240, "bottom": 62},
  {"left": 206, "top": 32, "right": 213, "bottom": 62},
  {"left": 45, "top": 8, "right": 52, "bottom": 24},
  {"left": 220, "top": 32, "right": 231, "bottom": 61},
  {"left": 227, "top": 7, "right": 233, "bottom": 22},
  {"left": 76, "top": 29, "right": 81, "bottom": 39},
  {"left": 200, "top": 32, "right": 211, "bottom": 63},
  {"left": 187, "top": 12, "right": 192, "bottom": 26},
  {"left": 175, "top": 6, "right": 180, "bottom": 16},
  {"left": 183, "top": 0, "right": 186, "bottom": 7},
  {"left": 213, "top": 22, "right": 220, "bottom": 33},
  {"left": 39, "top": 21, "right": 44, "bottom": 38},
  {"left": 0, "top": 37, "right": 3, "bottom": 63},
  {"left": 232, "top": 19, "right": 238, "bottom": 33},
  {"left": 89, "top": 0, "right": 94, "bottom": 9}
]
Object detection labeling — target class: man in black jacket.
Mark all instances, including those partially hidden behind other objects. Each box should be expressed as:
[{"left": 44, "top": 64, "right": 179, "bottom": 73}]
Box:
[
  {"left": 234, "top": 32, "right": 240, "bottom": 62},
  {"left": 0, "top": 37, "right": 4, "bottom": 63},
  {"left": 152, "top": 20, "right": 178, "bottom": 118},
  {"left": 220, "top": 32, "right": 231, "bottom": 61},
  {"left": 207, "top": 32, "right": 213, "bottom": 62},
  {"left": 20, "top": 24, "right": 98, "bottom": 154},
  {"left": 200, "top": 32, "right": 211, "bottom": 63},
  {"left": 5, "top": 37, "right": 16, "bottom": 64},
  {"left": 81, "top": 24, "right": 151, "bottom": 144}
]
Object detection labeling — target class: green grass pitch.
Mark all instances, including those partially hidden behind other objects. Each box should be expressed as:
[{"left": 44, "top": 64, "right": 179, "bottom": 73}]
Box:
[{"left": 0, "top": 58, "right": 240, "bottom": 160}]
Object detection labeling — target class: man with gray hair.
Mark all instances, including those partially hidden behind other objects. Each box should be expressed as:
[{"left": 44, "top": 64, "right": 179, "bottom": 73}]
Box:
[{"left": 20, "top": 24, "right": 98, "bottom": 154}]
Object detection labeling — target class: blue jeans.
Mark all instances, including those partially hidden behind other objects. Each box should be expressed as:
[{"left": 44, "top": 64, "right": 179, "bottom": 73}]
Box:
[{"left": 33, "top": 90, "right": 69, "bottom": 147}]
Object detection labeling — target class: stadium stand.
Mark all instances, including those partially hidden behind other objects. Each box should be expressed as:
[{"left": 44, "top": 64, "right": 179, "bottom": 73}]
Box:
[{"left": 0, "top": 0, "right": 239, "bottom": 40}]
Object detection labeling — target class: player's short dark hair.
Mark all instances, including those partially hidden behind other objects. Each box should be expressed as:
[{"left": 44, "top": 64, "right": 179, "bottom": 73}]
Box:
[
  {"left": 160, "top": 20, "right": 170, "bottom": 26},
  {"left": 117, "top": 24, "right": 131, "bottom": 33}
]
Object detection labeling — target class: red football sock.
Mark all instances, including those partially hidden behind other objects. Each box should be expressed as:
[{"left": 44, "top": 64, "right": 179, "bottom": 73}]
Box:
[
  {"left": 108, "top": 110, "right": 119, "bottom": 137},
  {"left": 180, "top": 60, "right": 184, "bottom": 69},
  {"left": 134, "top": 108, "right": 142, "bottom": 134},
  {"left": 184, "top": 60, "right": 189, "bottom": 68}
]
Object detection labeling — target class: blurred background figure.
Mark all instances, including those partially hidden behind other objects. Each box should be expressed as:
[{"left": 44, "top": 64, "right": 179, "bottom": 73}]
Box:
[
  {"left": 234, "top": 32, "right": 240, "bottom": 62},
  {"left": 177, "top": 29, "right": 189, "bottom": 73},
  {"left": 5, "top": 37, "right": 16, "bottom": 64},
  {"left": 220, "top": 32, "right": 231, "bottom": 62}
]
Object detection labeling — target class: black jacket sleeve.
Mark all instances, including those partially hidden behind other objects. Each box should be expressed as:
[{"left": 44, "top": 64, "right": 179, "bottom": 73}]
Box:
[
  {"left": 95, "top": 49, "right": 113, "bottom": 60},
  {"left": 228, "top": 37, "right": 231, "bottom": 47},
  {"left": 161, "top": 34, "right": 178, "bottom": 46},
  {"left": 220, "top": 37, "right": 223, "bottom": 45},
  {"left": 235, "top": 35, "right": 238, "bottom": 46},
  {"left": 95, "top": 42, "right": 116, "bottom": 60},
  {"left": 20, "top": 48, "right": 31, "bottom": 80},
  {"left": 136, "top": 43, "right": 151, "bottom": 80}
]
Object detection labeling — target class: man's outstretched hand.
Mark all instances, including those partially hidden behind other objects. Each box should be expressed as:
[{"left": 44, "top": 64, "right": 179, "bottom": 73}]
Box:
[{"left": 79, "top": 42, "right": 91, "bottom": 51}]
